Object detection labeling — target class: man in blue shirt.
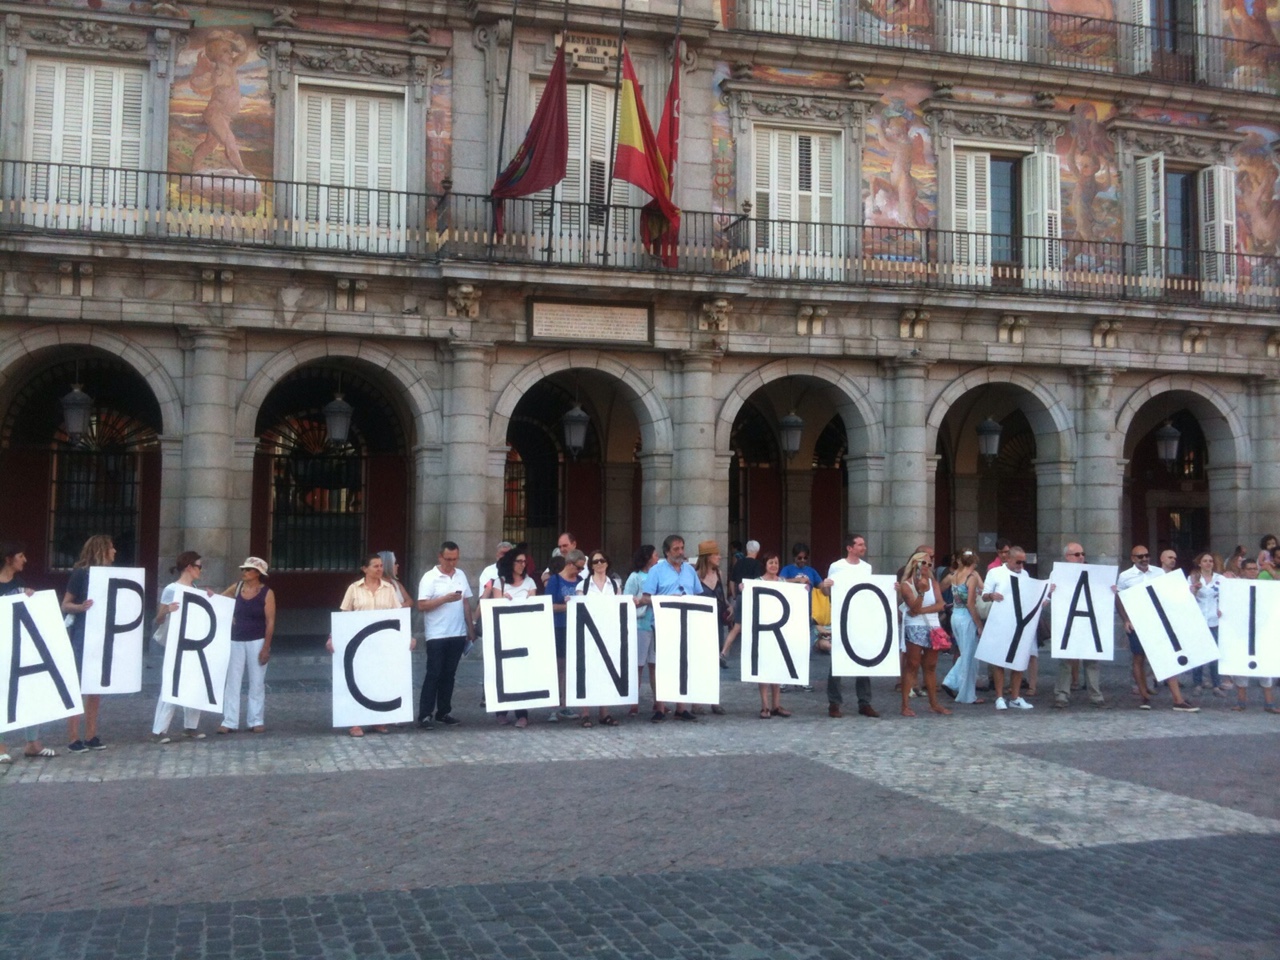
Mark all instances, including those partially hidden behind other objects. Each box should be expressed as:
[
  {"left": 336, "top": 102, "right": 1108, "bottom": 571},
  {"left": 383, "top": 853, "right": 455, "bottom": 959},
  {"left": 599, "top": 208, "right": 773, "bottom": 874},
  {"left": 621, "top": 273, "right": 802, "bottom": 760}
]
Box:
[
  {"left": 780, "top": 542, "right": 822, "bottom": 588},
  {"left": 643, "top": 534, "right": 703, "bottom": 722}
]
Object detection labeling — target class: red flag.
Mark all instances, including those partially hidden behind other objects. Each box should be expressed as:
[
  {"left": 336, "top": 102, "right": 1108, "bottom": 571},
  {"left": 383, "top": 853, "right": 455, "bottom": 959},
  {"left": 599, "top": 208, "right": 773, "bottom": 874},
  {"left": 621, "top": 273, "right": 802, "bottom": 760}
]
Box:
[
  {"left": 613, "top": 46, "right": 681, "bottom": 266},
  {"left": 643, "top": 39, "right": 682, "bottom": 267},
  {"left": 490, "top": 44, "right": 569, "bottom": 233}
]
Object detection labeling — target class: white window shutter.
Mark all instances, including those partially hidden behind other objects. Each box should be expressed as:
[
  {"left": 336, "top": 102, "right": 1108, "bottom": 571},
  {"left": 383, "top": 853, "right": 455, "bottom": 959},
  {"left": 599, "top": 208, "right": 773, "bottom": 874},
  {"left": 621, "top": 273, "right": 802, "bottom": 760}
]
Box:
[
  {"left": 1199, "top": 164, "right": 1237, "bottom": 290},
  {"left": 1126, "top": 0, "right": 1153, "bottom": 75},
  {"left": 953, "top": 151, "right": 991, "bottom": 282},
  {"left": 1022, "top": 151, "right": 1062, "bottom": 282},
  {"left": 753, "top": 125, "right": 773, "bottom": 227},
  {"left": 586, "top": 83, "right": 612, "bottom": 209},
  {"left": 117, "top": 70, "right": 145, "bottom": 172},
  {"left": 1134, "top": 153, "right": 1165, "bottom": 278}
]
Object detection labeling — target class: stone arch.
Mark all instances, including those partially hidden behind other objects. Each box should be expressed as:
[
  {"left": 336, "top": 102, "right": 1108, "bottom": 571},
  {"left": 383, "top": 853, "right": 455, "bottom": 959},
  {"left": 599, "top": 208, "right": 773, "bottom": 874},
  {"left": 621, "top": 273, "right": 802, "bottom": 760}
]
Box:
[
  {"left": 715, "top": 359, "right": 884, "bottom": 456},
  {"left": 0, "top": 326, "right": 182, "bottom": 435},
  {"left": 1115, "top": 374, "right": 1251, "bottom": 465},
  {"left": 234, "top": 338, "right": 442, "bottom": 447},
  {"left": 925, "top": 367, "right": 1076, "bottom": 463},
  {"left": 488, "top": 350, "right": 674, "bottom": 454}
]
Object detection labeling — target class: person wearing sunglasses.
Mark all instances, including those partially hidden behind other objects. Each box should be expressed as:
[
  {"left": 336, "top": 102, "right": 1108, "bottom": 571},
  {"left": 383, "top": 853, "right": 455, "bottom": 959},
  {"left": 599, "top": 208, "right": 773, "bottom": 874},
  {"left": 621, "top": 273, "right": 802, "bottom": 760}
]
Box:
[
  {"left": 484, "top": 544, "right": 537, "bottom": 728},
  {"left": 575, "top": 550, "right": 624, "bottom": 727},
  {"left": 980, "top": 546, "right": 1036, "bottom": 710},
  {"left": 1115, "top": 545, "right": 1199, "bottom": 712},
  {"left": 1052, "top": 543, "right": 1106, "bottom": 710}
]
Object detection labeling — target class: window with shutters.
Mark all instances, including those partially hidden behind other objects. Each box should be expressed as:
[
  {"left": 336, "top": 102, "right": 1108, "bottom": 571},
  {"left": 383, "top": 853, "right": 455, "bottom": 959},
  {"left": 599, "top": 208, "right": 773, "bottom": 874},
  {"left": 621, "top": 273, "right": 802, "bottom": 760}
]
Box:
[
  {"left": 945, "top": 0, "right": 1028, "bottom": 61},
  {"left": 1127, "top": 0, "right": 1210, "bottom": 82},
  {"left": 748, "top": 0, "right": 840, "bottom": 39},
  {"left": 951, "top": 148, "right": 1061, "bottom": 287},
  {"left": 294, "top": 86, "right": 406, "bottom": 252},
  {"left": 752, "top": 127, "right": 840, "bottom": 277},
  {"left": 23, "top": 59, "right": 147, "bottom": 233},
  {"left": 1131, "top": 154, "right": 1236, "bottom": 297}
]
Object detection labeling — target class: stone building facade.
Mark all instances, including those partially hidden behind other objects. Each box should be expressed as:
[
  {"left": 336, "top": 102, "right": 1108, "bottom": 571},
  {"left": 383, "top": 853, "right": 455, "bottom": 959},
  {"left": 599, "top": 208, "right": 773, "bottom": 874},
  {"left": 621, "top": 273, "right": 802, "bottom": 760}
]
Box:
[{"left": 2, "top": 0, "right": 1279, "bottom": 628}]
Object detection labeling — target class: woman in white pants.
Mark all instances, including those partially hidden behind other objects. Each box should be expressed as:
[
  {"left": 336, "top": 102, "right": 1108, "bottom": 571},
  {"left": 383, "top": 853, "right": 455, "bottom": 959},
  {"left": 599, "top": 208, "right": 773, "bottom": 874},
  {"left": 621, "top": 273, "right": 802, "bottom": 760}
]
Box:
[
  {"left": 217, "top": 557, "right": 275, "bottom": 734},
  {"left": 151, "top": 551, "right": 211, "bottom": 744}
]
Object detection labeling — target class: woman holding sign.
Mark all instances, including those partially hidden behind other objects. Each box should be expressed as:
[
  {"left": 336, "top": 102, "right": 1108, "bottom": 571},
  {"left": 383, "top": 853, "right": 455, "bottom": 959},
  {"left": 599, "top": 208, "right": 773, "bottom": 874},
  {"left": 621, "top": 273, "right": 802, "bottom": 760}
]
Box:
[
  {"left": 725, "top": 553, "right": 793, "bottom": 719},
  {"left": 0, "top": 541, "right": 57, "bottom": 761},
  {"left": 484, "top": 544, "right": 537, "bottom": 728},
  {"left": 1188, "top": 552, "right": 1226, "bottom": 695},
  {"left": 897, "top": 552, "right": 951, "bottom": 717},
  {"left": 216, "top": 558, "right": 275, "bottom": 735},
  {"left": 150, "top": 550, "right": 212, "bottom": 744},
  {"left": 576, "top": 550, "right": 624, "bottom": 726},
  {"left": 624, "top": 545, "right": 659, "bottom": 719},
  {"left": 61, "top": 534, "right": 116, "bottom": 752}
]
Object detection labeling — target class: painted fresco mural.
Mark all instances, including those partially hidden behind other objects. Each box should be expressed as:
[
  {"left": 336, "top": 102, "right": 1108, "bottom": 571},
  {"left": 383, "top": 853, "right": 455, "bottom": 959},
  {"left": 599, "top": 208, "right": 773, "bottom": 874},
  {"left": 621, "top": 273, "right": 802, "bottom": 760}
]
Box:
[
  {"left": 1234, "top": 125, "right": 1280, "bottom": 256},
  {"left": 711, "top": 61, "right": 735, "bottom": 219},
  {"left": 1222, "top": 0, "right": 1280, "bottom": 94},
  {"left": 864, "top": 80, "right": 936, "bottom": 245},
  {"left": 1055, "top": 99, "right": 1121, "bottom": 248}
]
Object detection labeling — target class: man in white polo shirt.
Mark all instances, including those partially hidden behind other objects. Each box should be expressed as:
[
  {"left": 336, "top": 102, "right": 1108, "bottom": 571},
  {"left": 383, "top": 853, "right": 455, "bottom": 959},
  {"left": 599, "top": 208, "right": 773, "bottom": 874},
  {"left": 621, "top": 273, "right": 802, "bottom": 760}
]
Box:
[
  {"left": 416, "top": 541, "right": 473, "bottom": 729},
  {"left": 820, "top": 533, "right": 879, "bottom": 719}
]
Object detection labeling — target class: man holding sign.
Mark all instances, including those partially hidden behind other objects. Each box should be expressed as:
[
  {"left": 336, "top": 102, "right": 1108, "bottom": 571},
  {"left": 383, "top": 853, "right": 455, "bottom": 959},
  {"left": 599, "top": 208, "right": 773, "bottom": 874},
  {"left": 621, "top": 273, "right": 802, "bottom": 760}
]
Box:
[
  {"left": 820, "top": 534, "right": 880, "bottom": 719},
  {"left": 1050, "top": 543, "right": 1110, "bottom": 709},
  {"left": 1115, "top": 545, "right": 1199, "bottom": 712},
  {"left": 644, "top": 535, "right": 708, "bottom": 722},
  {"left": 978, "top": 546, "right": 1047, "bottom": 710}
]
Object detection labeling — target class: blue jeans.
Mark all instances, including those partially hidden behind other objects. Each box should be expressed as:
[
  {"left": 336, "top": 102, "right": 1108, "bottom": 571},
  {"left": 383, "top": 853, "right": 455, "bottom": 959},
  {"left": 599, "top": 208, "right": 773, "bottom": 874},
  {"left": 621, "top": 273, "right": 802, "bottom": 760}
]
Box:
[{"left": 1191, "top": 626, "right": 1221, "bottom": 688}]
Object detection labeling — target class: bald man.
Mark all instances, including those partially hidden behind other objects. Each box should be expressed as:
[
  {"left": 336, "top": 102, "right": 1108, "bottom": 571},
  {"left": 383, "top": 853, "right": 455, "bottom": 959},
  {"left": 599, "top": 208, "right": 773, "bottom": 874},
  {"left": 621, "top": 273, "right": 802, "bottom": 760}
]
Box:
[{"left": 1053, "top": 542, "right": 1106, "bottom": 709}]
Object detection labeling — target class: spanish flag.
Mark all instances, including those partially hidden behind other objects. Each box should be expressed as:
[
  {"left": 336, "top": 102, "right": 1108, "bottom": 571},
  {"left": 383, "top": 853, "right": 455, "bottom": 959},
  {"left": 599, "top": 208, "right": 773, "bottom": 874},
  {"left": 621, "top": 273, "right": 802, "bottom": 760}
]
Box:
[
  {"left": 613, "top": 46, "right": 681, "bottom": 266},
  {"left": 490, "top": 43, "right": 570, "bottom": 234}
]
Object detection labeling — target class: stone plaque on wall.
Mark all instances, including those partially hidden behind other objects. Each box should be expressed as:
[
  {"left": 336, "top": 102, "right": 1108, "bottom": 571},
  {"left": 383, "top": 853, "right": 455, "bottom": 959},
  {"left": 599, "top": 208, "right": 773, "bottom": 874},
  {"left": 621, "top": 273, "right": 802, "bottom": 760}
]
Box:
[{"left": 529, "top": 300, "right": 652, "bottom": 344}]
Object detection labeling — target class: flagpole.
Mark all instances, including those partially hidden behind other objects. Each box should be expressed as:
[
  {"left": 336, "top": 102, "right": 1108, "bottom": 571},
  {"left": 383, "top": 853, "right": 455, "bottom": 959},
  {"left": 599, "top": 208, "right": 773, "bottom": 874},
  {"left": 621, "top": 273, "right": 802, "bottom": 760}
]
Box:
[
  {"left": 600, "top": 0, "right": 628, "bottom": 266},
  {"left": 544, "top": 0, "right": 570, "bottom": 262},
  {"left": 490, "top": 0, "right": 521, "bottom": 244}
]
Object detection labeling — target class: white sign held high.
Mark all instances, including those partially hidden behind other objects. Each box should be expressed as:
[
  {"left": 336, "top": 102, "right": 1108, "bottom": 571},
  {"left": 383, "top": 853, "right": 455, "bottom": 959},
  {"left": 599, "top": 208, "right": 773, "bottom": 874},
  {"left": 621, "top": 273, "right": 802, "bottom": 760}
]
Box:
[
  {"left": 481, "top": 596, "right": 559, "bottom": 712},
  {"left": 740, "top": 580, "right": 811, "bottom": 686},
  {"left": 830, "top": 575, "right": 901, "bottom": 677},
  {"left": 565, "top": 595, "right": 638, "bottom": 707},
  {"left": 976, "top": 577, "right": 1049, "bottom": 671},
  {"left": 652, "top": 595, "right": 720, "bottom": 704},
  {"left": 1217, "top": 579, "right": 1280, "bottom": 679},
  {"left": 1120, "top": 570, "right": 1219, "bottom": 682},
  {"left": 160, "top": 586, "right": 234, "bottom": 711},
  {"left": 81, "top": 566, "right": 147, "bottom": 694},
  {"left": 1048, "top": 563, "right": 1118, "bottom": 662},
  {"left": 330, "top": 608, "right": 415, "bottom": 727},
  {"left": 0, "top": 591, "right": 84, "bottom": 733}
]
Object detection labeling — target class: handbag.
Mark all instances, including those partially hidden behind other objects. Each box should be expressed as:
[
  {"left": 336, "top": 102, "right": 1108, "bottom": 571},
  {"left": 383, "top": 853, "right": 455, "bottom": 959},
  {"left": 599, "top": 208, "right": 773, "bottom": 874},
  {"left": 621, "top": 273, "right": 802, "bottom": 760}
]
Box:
[{"left": 929, "top": 627, "right": 952, "bottom": 651}]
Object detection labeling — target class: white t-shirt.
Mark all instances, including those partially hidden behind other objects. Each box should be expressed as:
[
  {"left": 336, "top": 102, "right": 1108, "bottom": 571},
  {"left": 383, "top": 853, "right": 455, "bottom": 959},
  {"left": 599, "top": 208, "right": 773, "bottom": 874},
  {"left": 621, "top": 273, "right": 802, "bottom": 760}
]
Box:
[
  {"left": 418, "top": 566, "right": 473, "bottom": 639},
  {"left": 577, "top": 575, "right": 622, "bottom": 595},
  {"left": 1188, "top": 571, "right": 1224, "bottom": 626},
  {"left": 497, "top": 577, "right": 537, "bottom": 601},
  {"left": 981, "top": 563, "right": 1029, "bottom": 600},
  {"left": 478, "top": 563, "right": 500, "bottom": 594},
  {"left": 1116, "top": 564, "right": 1162, "bottom": 593},
  {"left": 828, "top": 558, "right": 873, "bottom": 581}
]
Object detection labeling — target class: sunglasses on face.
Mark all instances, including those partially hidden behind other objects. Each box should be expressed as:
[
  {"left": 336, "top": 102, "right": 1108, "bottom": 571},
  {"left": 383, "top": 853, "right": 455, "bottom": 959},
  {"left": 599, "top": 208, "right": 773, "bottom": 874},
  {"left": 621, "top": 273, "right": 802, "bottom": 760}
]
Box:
[
  {"left": 1133, "top": 553, "right": 1149, "bottom": 560},
  {"left": 592, "top": 558, "right": 607, "bottom": 565}
]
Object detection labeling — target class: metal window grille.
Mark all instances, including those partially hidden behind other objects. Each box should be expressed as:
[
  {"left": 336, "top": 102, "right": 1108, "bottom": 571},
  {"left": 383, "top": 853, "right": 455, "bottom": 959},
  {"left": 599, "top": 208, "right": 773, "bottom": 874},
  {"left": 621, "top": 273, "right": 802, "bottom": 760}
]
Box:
[
  {"left": 503, "top": 450, "right": 527, "bottom": 546},
  {"left": 49, "top": 449, "right": 140, "bottom": 570},
  {"left": 269, "top": 452, "right": 367, "bottom": 571}
]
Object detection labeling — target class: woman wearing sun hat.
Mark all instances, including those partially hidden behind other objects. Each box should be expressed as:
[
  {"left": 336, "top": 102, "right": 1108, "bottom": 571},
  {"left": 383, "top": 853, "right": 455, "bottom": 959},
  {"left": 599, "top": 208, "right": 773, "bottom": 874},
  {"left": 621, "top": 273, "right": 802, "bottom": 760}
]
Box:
[{"left": 217, "top": 557, "right": 276, "bottom": 734}]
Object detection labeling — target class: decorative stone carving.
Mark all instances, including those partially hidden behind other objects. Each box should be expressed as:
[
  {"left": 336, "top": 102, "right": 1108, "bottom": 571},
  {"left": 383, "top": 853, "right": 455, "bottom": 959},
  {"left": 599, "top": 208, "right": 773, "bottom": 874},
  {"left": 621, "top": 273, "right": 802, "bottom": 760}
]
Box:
[
  {"left": 731, "top": 62, "right": 753, "bottom": 80},
  {"left": 722, "top": 81, "right": 877, "bottom": 138},
  {"left": 846, "top": 72, "right": 865, "bottom": 91},
  {"left": 797, "top": 303, "right": 829, "bottom": 336},
  {"left": 1182, "top": 325, "right": 1209, "bottom": 354},
  {"left": 998, "top": 314, "right": 1028, "bottom": 344},
  {"left": 471, "top": 19, "right": 512, "bottom": 95},
  {"left": 258, "top": 28, "right": 448, "bottom": 102},
  {"left": 408, "top": 22, "right": 435, "bottom": 44},
  {"left": 296, "top": 46, "right": 406, "bottom": 77},
  {"left": 1267, "top": 331, "right": 1280, "bottom": 358},
  {"left": 1092, "top": 319, "right": 1122, "bottom": 349},
  {"left": 1033, "top": 90, "right": 1057, "bottom": 110},
  {"left": 447, "top": 283, "right": 482, "bottom": 319},
  {"left": 899, "top": 308, "right": 928, "bottom": 340},
  {"left": 202, "top": 269, "right": 234, "bottom": 305},
  {"left": 699, "top": 298, "right": 732, "bottom": 333},
  {"left": 150, "top": 1, "right": 182, "bottom": 16},
  {"left": 924, "top": 100, "right": 1066, "bottom": 149},
  {"left": 272, "top": 7, "right": 299, "bottom": 28},
  {"left": 336, "top": 277, "right": 367, "bottom": 312},
  {"left": 59, "top": 261, "right": 93, "bottom": 297},
  {"left": 1107, "top": 118, "right": 1244, "bottom": 165},
  {"left": 27, "top": 20, "right": 146, "bottom": 51}
]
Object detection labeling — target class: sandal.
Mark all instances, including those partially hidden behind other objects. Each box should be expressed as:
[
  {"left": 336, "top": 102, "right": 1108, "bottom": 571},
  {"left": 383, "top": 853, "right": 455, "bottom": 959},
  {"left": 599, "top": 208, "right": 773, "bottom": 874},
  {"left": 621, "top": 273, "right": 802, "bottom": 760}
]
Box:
[
  {"left": 599, "top": 715, "right": 618, "bottom": 726},
  {"left": 349, "top": 726, "right": 364, "bottom": 738},
  {"left": 25, "top": 747, "right": 57, "bottom": 758},
  {"left": 216, "top": 726, "right": 235, "bottom": 735},
  {"left": 759, "top": 709, "right": 772, "bottom": 719},
  {"left": 372, "top": 725, "right": 390, "bottom": 734},
  {"left": 771, "top": 707, "right": 792, "bottom": 717},
  {"left": 580, "top": 718, "right": 594, "bottom": 728}
]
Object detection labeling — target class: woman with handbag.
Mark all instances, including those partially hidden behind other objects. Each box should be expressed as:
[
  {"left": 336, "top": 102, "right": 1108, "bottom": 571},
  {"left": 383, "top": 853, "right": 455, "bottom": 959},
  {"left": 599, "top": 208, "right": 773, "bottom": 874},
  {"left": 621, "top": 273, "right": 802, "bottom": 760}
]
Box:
[
  {"left": 897, "top": 551, "right": 951, "bottom": 717},
  {"left": 940, "top": 550, "right": 986, "bottom": 704},
  {"left": 485, "top": 544, "right": 537, "bottom": 728}
]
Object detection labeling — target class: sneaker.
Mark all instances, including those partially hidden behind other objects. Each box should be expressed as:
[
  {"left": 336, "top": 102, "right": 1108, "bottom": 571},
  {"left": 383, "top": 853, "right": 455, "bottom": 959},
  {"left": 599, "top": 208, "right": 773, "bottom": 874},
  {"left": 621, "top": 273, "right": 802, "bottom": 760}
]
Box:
[
  {"left": 994, "top": 697, "right": 1008, "bottom": 711},
  {"left": 1138, "top": 700, "right": 1152, "bottom": 710},
  {"left": 514, "top": 717, "right": 528, "bottom": 729},
  {"left": 547, "top": 712, "right": 559, "bottom": 723},
  {"left": 1052, "top": 699, "right": 1068, "bottom": 709},
  {"left": 1009, "top": 697, "right": 1034, "bottom": 710},
  {"left": 436, "top": 714, "right": 460, "bottom": 726},
  {"left": 150, "top": 734, "right": 172, "bottom": 745},
  {"left": 674, "top": 710, "right": 698, "bottom": 722},
  {"left": 85, "top": 736, "right": 107, "bottom": 751},
  {"left": 1172, "top": 702, "right": 1201, "bottom": 713},
  {"left": 418, "top": 718, "right": 434, "bottom": 730},
  {"left": 67, "top": 739, "right": 89, "bottom": 754},
  {"left": 556, "top": 707, "right": 579, "bottom": 720},
  {"left": 649, "top": 710, "right": 665, "bottom": 723},
  {"left": 183, "top": 729, "right": 207, "bottom": 740}
]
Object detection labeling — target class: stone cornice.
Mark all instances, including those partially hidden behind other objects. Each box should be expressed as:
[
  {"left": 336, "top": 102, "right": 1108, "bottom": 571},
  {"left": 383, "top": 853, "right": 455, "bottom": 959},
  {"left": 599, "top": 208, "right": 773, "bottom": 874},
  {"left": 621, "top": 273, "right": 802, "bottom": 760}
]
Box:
[
  {"left": 0, "top": 1, "right": 190, "bottom": 32},
  {"left": 922, "top": 97, "right": 1066, "bottom": 148},
  {"left": 1105, "top": 116, "right": 1246, "bottom": 165},
  {"left": 465, "top": 0, "right": 719, "bottom": 45},
  {"left": 721, "top": 79, "right": 879, "bottom": 137}
]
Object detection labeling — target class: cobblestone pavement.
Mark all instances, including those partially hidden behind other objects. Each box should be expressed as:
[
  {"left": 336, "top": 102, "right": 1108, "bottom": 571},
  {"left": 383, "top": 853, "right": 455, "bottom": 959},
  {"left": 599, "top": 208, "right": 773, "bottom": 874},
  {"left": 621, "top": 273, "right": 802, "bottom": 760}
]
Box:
[{"left": 2, "top": 646, "right": 1278, "bottom": 959}]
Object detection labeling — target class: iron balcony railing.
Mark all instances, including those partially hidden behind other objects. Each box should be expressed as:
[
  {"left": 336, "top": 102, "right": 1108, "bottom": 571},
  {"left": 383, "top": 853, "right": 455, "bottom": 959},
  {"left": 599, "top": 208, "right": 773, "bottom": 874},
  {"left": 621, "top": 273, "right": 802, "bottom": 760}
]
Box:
[
  {"left": 739, "top": 0, "right": 1280, "bottom": 94},
  {"left": 2, "top": 159, "right": 1278, "bottom": 309}
]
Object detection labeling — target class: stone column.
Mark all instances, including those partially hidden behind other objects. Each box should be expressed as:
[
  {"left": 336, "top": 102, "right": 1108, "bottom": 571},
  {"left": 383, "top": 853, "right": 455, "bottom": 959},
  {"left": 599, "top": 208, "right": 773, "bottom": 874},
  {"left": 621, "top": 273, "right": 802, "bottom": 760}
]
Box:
[
  {"left": 784, "top": 467, "right": 813, "bottom": 553},
  {"left": 602, "top": 462, "right": 636, "bottom": 562},
  {"left": 637, "top": 451, "right": 675, "bottom": 546},
  {"left": 1034, "top": 459, "right": 1076, "bottom": 569},
  {"left": 1075, "top": 368, "right": 1123, "bottom": 563},
  {"left": 1207, "top": 464, "right": 1250, "bottom": 552},
  {"left": 1250, "top": 378, "right": 1280, "bottom": 533},
  {"left": 181, "top": 329, "right": 235, "bottom": 585},
  {"left": 414, "top": 442, "right": 446, "bottom": 569},
  {"left": 845, "top": 453, "right": 885, "bottom": 549},
  {"left": 442, "top": 341, "right": 492, "bottom": 570},
  {"left": 157, "top": 435, "right": 184, "bottom": 574},
  {"left": 883, "top": 358, "right": 930, "bottom": 564},
  {"left": 673, "top": 350, "right": 721, "bottom": 544}
]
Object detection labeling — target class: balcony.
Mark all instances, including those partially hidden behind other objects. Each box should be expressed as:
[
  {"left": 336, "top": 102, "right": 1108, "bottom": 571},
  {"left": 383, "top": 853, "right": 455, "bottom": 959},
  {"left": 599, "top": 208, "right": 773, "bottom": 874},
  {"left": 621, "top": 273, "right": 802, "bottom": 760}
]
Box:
[
  {"left": 735, "top": 0, "right": 1280, "bottom": 95},
  {"left": 2, "top": 159, "right": 1277, "bottom": 310}
]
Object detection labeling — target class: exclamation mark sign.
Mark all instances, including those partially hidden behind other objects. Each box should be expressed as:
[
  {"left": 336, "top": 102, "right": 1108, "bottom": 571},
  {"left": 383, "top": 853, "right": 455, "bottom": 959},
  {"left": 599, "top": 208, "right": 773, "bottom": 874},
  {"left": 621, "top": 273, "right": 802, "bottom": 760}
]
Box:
[
  {"left": 1146, "top": 585, "right": 1188, "bottom": 666},
  {"left": 1247, "top": 586, "right": 1258, "bottom": 671}
]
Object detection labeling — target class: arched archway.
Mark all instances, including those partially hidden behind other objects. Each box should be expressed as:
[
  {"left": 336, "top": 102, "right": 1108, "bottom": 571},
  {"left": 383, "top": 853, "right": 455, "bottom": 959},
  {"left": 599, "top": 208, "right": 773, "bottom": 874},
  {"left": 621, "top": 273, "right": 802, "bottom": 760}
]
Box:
[{"left": 0, "top": 346, "right": 164, "bottom": 593}]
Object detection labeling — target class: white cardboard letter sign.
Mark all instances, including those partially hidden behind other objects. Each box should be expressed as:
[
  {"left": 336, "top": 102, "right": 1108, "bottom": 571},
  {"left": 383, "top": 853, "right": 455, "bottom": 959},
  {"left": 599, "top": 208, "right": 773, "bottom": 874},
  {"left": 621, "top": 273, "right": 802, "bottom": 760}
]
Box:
[
  {"left": 161, "top": 587, "right": 234, "bottom": 711},
  {"left": 977, "top": 577, "right": 1049, "bottom": 671},
  {"left": 1217, "top": 579, "right": 1280, "bottom": 679},
  {"left": 481, "top": 596, "right": 559, "bottom": 712},
  {"left": 82, "top": 566, "right": 147, "bottom": 694},
  {"left": 1120, "top": 570, "right": 1219, "bottom": 682},
  {"left": 830, "top": 575, "right": 900, "bottom": 677},
  {"left": 330, "top": 608, "right": 414, "bottom": 727},
  {"left": 1049, "top": 563, "right": 1117, "bottom": 662},
  {"left": 0, "top": 591, "right": 84, "bottom": 733},
  {"left": 652, "top": 596, "right": 720, "bottom": 704},
  {"left": 740, "top": 580, "right": 811, "bottom": 685},
  {"left": 566, "top": 595, "right": 638, "bottom": 707}
]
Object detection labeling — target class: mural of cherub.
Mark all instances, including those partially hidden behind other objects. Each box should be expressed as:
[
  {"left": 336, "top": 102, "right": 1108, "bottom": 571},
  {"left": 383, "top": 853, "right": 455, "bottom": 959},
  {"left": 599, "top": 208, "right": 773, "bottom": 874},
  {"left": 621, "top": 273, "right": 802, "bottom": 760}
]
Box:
[
  {"left": 1236, "top": 133, "right": 1280, "bottom": 256},
  {"left": 189, "top": 30, "right": 253, "bottom": 175},
  {"left": 880, "top": 101, "right": 924, "bottom": 229},
  {"left": 1062, "top": 103, "right": 1114, "bottom": 243}
]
